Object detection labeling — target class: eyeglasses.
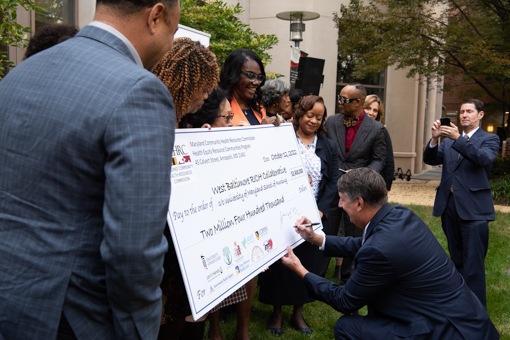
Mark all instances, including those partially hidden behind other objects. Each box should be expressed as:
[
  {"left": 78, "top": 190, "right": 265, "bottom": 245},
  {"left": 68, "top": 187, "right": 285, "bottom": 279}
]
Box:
[
  {"left": 218, "top": 113, "right": 233, "bottom": 122},
  {"left": 240, "top": 70, "right": 265, "bottom": 83},
  {"left": 337, "top": 95, "right": 360, "bottom": 104}
]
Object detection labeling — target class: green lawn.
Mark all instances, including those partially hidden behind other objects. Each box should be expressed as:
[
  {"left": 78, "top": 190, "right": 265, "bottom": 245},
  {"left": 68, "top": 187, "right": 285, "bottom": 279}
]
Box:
[{"left": 205, "top": 205, "right": 510, "bottom": 339}]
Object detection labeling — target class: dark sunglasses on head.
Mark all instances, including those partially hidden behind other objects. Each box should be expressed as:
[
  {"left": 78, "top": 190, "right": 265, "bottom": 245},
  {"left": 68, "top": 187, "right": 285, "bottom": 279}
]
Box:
[
  {"left": 337, "top": 95, "right": 360, "bottom": 104},
  {"left": 240, "top": 70, "right": 265, "bottom": 83}
]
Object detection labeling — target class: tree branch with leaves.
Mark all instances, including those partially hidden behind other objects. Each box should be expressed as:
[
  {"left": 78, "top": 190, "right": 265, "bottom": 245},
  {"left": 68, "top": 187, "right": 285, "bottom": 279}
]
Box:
[
  {"left": 180, "top": 0, "right": 278, "bottom": 70},
  {"left": 0, "top": 0, "right": 41, "bottom": 78},
  {"left": 334, "top": 0, "right": 510, "bottom": 107}
]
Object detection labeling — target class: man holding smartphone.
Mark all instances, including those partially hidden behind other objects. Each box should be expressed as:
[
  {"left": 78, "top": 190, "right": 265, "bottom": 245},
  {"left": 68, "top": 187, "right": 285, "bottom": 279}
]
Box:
[{"left": 423, "top": 99, "right": 499, "bottom": 308}]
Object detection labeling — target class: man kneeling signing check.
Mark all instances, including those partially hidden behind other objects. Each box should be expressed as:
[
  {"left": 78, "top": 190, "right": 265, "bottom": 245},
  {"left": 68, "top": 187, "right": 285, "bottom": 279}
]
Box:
[{"left": 281, "top": 168, "right": 499, "bottom": 340}]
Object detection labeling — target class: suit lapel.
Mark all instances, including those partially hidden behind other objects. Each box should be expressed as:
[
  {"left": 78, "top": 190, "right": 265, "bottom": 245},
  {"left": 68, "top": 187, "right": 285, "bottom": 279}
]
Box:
[
  {"left": 315, "top": 136, "right": 328, "bottom": 178},
  {"left": 346, "top": 116, "right": 370, "bottom": 160},
  {"left": 337, "top": 115, "right": 346, "bottom": 159},
  {"left": 468, "top": 128, "right": 484, "bottom": 146},
  {"left": 452, "top": 129, "right": 483, "bottom": 169}
]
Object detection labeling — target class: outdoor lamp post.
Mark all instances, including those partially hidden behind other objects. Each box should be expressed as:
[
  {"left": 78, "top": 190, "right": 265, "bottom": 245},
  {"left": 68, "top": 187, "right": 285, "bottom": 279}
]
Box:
[
  {"left": 276, "top": 11, "right": 320, "bottom": 48},
  {"left": 276, "top": 11, "right": 320, "bottom": 88}
]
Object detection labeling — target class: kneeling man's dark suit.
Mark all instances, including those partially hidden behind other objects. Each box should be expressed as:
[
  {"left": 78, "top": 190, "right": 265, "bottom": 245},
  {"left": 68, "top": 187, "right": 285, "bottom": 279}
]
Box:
[{"left": 304, "top": 204, "right": 499, "bottom": 340}]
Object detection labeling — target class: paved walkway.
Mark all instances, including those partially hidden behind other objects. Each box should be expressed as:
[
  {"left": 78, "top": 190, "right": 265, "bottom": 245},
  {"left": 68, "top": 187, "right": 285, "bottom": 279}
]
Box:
[
  {"left": 388, "top": 168, "right": 510, "bottom": 213},
  {"left": 412, "top": 167, "right": 442, "bottom": 181}
]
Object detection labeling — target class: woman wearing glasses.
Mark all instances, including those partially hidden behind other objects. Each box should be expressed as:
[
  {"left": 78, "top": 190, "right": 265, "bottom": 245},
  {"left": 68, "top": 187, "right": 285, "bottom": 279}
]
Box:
[
  {"left": 364, "top": 94, "right": 394, "bottom": 190},
  {"left": 187, "top": 88, "right": 234, "bottom": 129},
  {"left": 258, "top": 96, "right": 339, "bottom": 336},
  {"left": 219, "top": 49, "right": 279, "bottom": 127}
]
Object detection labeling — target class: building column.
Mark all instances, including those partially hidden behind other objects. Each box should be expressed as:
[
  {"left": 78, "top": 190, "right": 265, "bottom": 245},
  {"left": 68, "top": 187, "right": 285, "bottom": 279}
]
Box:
[{"left": 414, "top": 75, "right": 427, "bottom": 174}]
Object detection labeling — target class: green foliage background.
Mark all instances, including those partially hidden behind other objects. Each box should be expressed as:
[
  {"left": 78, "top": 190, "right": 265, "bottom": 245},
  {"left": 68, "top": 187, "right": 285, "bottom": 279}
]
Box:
[
  {"left": 1, "top": 0, "right": 279, "bottom": 79},
  {"left": 0, "top": 0, "right": 40, "bottom": 78},
  {"left": 334, "top": 0, "right": 510, "bottom": 107},
  {"left": 180, "top": 0, "right": 278, "bottom": 68},
  {"left": 491, "top": 156, "right": 510, "bottom": 205}
]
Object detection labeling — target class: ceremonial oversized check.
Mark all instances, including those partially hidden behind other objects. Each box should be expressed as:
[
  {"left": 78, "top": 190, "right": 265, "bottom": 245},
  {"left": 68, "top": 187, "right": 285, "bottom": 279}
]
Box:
[{"left": 167, "top": 123, "right": 322, "bottom": 320}]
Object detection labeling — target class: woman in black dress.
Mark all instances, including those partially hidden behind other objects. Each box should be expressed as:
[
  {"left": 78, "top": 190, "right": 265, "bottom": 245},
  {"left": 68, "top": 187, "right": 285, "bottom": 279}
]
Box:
[{"left": 258, "top": 96, "right": 339, "bottom": 335}]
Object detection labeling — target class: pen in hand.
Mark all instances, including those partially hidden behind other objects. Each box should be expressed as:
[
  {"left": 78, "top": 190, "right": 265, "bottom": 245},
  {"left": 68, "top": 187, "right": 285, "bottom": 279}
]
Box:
[{"left": 293, "top": 223, "right": 320, "bottom": 228}]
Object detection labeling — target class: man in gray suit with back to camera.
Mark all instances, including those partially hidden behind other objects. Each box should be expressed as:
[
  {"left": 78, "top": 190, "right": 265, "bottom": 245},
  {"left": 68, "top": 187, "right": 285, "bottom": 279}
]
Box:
[
  {"left": 0, "top": 0, "right": 180, "bottom": 339},
  {"left": 322, "top": 83, "right": 386, "bottom": 283}
]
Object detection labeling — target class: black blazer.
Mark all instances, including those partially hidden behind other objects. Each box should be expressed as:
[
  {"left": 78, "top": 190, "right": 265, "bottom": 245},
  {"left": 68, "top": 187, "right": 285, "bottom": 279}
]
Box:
[
  {"left": 382, "top": 127, "right": 395, "bottom": 191},
  {"left": 303, "top": 204, "right": 499, "bottom": 340},
  {"left": 315, "top": 135, "right": 340, "bottom": 230},
  {"left": 326, "top": 113, "right": 386, "bottom": 173}
]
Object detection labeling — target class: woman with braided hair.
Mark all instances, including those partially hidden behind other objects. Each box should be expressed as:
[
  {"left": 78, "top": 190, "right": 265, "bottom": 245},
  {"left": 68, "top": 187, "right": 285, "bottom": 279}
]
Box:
[
  {"left": 152, "top": 37, "right": 219, "bottom": 127},
  {"left": 154, "top": 38, "right": 219, "bottom": 340}
]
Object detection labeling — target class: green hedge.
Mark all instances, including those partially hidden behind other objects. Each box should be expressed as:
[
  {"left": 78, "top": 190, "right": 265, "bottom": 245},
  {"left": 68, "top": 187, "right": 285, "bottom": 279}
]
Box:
[{"left": 491, "top": 156, "right": 510, "bottom": 205}]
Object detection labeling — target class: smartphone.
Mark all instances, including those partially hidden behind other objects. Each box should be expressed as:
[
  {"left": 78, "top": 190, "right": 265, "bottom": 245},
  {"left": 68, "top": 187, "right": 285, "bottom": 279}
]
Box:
[{"left": 440, "top": 117, "right": 450, "bottom": 126}]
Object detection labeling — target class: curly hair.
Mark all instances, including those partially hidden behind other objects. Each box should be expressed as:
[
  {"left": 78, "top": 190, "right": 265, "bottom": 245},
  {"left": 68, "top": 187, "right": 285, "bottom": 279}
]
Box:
[
  {"left": 293, "top": 95, "right": 327, "bottom": 138},
  {"left": 187, "top": 88, "right": 229, "bottom": 128},
  {"left": 364, "top": 94, "right": 385, "bottom": 122},
  {"left": 24, "top": 24, "right": 79, "bottom": 59},
  {"left": 218, "top": 49, "right": 265, "bottom": 112},
  {"left": 152, "top": 37, "right": 219, "bottom": 123},
  {"left": 260, "top": 79, "right": 290, "bottom": 108}
]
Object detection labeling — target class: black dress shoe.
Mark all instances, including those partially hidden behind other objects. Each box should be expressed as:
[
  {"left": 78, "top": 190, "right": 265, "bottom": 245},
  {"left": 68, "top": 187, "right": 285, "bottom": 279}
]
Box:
[
  {"left": 267, "top": 316, "right": 283, "bottom": 336},
  {"left": 291, "top": 317, "right": 312, "bottom": 335}
]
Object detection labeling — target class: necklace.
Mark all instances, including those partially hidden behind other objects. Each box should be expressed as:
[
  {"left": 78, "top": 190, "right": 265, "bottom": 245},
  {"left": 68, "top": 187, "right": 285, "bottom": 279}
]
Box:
[
  {"left": 241, "top": 108, "right": 250, "bottom": 116},
  {"left": 297, "top": 133, "right": 315, "bottom": 149}
]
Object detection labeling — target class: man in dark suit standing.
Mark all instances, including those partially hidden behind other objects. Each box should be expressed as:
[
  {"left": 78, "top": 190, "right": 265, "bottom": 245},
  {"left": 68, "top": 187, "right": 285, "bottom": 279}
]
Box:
[
  {"left": 282, "top": 168, "right": 499, "bottom": 340},
  {"left": 323, "top": 83, "right": 386, "bottom": 283},
  {"left": 0, "top": 0, "right": 180, "bottom": 339},
  {"left": 423, "top": 99, "right": 499, "bottom": 308}
]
